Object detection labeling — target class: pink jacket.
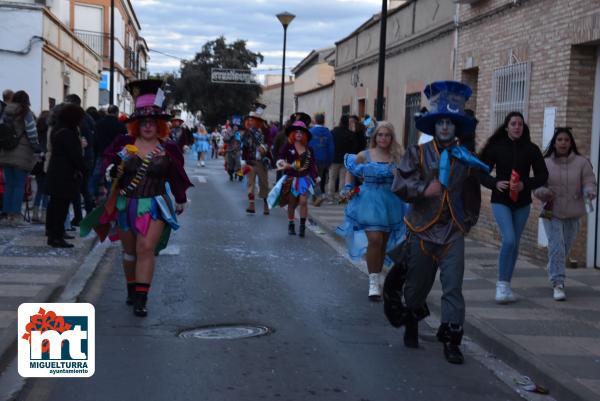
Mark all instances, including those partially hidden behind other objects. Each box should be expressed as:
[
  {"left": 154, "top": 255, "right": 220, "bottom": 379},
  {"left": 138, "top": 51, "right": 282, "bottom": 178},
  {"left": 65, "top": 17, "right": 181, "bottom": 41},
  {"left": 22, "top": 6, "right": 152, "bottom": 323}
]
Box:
[{"left": 534, "top": 153, "right": 596, "bottom": 219}]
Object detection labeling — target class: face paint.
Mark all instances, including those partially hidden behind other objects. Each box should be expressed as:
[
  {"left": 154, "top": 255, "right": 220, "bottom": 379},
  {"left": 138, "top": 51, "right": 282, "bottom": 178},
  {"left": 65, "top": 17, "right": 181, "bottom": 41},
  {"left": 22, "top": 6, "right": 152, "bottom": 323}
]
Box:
[{"left": 434, "top": 118, "right": 456, "bottom": 143}]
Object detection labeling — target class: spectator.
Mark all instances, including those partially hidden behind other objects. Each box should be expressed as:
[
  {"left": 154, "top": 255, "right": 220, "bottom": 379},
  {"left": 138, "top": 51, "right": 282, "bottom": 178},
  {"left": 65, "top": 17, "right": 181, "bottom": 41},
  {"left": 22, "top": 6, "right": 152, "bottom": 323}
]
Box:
[
  {"left": 32, "top": 110, "right": 50, "bottom": 224},
  {"left": 349, "top": 115, "right": 367, "bottom": 154},
  {"left": 0, "top": 90, "right": 41, "bottom": 227},
  {"left": 534, "top": 127, "right": 596, "bottom": 301},
  {"left": 309, "top": 113, "right": 334, "bottom": 206},
  {"left": 328, "top": 115, "right": 353, "bottom": 202},
  {"left": 479, "top": 111, "right": 548, "bottom": 304},
  {"left": 88, "top": 105, "right": 126, "bottom": 202},
  {"left": 45, "top": 104, "right": 85, "bottom": 248},
  {"left": 64, "top": 94, "right": 96, "bottom": 225}
]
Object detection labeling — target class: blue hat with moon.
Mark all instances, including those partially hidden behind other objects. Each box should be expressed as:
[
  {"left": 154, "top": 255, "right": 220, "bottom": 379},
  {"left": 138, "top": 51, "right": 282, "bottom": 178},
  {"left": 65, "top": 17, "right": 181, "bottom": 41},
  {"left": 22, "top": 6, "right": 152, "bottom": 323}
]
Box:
[{"left": 415, "top": 81, "right": 477, "bottom": 136}]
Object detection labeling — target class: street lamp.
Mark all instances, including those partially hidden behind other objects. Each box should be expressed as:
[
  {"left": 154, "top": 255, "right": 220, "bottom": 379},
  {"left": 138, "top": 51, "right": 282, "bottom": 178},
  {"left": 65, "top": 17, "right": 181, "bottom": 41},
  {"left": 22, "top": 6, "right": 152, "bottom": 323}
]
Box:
[
  {"left": 375, "top": 0, "right": 387, "bottom": 121},
  {"left": 276, "top": 11, "right": 295, "bottom": 127}
]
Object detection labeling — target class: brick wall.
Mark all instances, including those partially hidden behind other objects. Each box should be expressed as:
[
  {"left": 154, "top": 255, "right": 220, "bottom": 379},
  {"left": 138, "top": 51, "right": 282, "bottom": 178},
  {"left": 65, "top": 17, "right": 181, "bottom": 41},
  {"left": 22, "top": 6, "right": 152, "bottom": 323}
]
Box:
[{"left": 456, "top": 0, "right": 600, "bottom": 264}]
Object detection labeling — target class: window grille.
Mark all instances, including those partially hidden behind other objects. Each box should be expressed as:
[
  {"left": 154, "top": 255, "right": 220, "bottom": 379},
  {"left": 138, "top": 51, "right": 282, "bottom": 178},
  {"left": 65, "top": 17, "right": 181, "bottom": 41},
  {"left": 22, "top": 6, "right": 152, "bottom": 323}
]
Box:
[
  {"left": 490, "top": 62, "right": 531, "bottom": 132},
  {"left": 404, "top": 92, "right": 421, "bottom": 147},
  {"left": 342, "top": 105, "right": 351, "bottom": 116}
]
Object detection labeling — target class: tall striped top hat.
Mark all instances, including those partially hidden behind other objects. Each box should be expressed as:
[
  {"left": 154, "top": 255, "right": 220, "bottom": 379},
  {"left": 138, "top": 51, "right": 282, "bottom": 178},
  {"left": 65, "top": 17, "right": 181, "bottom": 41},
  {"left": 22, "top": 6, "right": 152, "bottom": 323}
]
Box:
[
  {"left": 245, "top": 102, "right": 267, "bottom": 123},
  {"left": 415, "top": 81, "right": 476, "bottom": 136},
  {"left": 125, "top": 79, "right": 172, "bottom": 122}
]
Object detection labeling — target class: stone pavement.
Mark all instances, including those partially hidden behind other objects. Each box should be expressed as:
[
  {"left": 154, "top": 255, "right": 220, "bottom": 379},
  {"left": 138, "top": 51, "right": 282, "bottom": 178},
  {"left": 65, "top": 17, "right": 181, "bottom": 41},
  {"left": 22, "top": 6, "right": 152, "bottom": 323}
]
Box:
[
  {"left": 308, "top": 201, "right": 600, "bottom": 401},
  {"left": 0, "top": 222, "right": 97, "bottom": 370}
]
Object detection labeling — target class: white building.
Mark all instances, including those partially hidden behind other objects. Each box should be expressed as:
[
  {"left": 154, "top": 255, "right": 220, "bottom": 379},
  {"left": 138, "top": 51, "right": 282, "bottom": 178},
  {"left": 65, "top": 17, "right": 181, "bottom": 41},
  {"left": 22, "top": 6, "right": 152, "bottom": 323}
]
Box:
[{"left": 0, "top": 1, "right": 101, "bottom": 115}]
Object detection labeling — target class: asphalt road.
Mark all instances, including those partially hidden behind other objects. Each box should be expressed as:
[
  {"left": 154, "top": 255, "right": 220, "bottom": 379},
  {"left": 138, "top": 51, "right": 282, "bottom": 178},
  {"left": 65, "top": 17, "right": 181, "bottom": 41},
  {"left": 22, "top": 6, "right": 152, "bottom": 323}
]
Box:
[{"left": 16, "top": 158, "right": 521, "bottom": 401}]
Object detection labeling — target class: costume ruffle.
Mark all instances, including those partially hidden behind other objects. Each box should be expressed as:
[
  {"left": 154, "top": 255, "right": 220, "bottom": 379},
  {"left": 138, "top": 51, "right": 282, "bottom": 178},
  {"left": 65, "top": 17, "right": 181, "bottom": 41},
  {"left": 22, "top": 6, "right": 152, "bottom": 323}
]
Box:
[
  {"left": 192, "top": 133, "right": 211, "bottom": 153},
  {"left": 336, "top": 151, "right": 407, "bottom": 262},
  {"left": 267, "top": 174, "right": 316, "bottom": 209},
  {"left": 80, "top": 192, "right": 179, "bottom": 255}
]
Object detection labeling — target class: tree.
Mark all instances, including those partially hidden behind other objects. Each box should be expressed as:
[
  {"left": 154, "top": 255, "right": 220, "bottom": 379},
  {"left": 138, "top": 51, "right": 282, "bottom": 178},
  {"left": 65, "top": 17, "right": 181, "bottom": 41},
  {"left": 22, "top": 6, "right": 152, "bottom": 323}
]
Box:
[{"left": 174, "top": 36, "right": 263, "bottom": 127}]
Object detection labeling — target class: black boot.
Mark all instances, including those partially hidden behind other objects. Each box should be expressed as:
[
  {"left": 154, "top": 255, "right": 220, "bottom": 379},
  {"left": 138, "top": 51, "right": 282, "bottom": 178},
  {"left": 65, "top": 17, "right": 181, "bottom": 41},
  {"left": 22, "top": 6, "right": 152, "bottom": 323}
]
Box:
[
  {"left": 133, "top": 292, "right": 148, "bottom": 317},
  {"left": 288, "top": 221, "right": 296, "bottom": 235},
  {"left": 403, "top": 317, "right": 419, "bottom": 348},
  {"left": 437, "top": 323, "right": 464, "bottom": 364},
  {"left": 299, "top": 224, "right": 306, "bottom": 237},
  {"left": 126, "top": 283, "right": 135, "bottom": 305}
]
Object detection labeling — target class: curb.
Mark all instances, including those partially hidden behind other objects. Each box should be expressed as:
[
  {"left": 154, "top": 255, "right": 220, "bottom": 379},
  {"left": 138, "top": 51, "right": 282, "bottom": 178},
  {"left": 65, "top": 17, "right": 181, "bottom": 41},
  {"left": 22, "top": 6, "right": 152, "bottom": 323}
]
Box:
[
  {"left": 0, "top": 235, "right": 102, "bottom": 374},
  {"left": 308, "top": 209, "right": 596, "bottom": 401}
]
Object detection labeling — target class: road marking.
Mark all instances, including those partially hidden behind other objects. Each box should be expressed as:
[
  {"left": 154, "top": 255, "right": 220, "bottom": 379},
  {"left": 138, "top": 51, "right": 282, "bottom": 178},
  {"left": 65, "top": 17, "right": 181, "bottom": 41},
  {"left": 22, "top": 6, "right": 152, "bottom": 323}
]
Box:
[{"left": 192, "top": 175, "right": 207, "bottom": 184}]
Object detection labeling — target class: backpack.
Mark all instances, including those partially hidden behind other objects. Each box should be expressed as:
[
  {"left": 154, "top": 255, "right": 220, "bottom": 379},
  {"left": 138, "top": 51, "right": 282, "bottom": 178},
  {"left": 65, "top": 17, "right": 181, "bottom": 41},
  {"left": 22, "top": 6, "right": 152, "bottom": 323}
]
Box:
[{"left": 0, "top": 106, "right": 21, "bottom": 151}]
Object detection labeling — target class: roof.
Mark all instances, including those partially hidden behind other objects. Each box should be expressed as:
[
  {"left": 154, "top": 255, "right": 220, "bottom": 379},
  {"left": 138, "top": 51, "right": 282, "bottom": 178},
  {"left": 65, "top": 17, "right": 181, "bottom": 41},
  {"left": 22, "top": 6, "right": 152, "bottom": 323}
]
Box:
[
  {"left": 334, "top": 0, "right": 414, "bottom": 46},
  {"left": 291, "top": 46, "right": 335, "bottom": 75}
]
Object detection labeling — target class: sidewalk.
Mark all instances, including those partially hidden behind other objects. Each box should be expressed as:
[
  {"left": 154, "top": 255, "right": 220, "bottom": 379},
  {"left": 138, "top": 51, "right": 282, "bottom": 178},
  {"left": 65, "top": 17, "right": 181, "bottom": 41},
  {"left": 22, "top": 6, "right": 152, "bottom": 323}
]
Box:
[
  {"left": 308, "top": 201, "right": 600, "bottom": 401},
  {"left": 0, "top": 222, "right": 98, "bottom": 370}
]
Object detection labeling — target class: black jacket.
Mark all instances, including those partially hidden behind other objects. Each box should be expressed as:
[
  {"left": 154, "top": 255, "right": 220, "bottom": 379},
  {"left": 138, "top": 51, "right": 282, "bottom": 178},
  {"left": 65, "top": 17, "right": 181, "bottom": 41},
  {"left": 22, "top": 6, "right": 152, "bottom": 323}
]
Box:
[
  {"left": 331, "top": 126, "right": 354, "bottom": 163},
  {"left": 46, "top": 126, "right": 85, "bottom": 198},
  {"left": 479, "top": 134, "right": 548, "bottom": 208},
  {"left": 94, "top": 115, "right": 127, "bottom": 157}
]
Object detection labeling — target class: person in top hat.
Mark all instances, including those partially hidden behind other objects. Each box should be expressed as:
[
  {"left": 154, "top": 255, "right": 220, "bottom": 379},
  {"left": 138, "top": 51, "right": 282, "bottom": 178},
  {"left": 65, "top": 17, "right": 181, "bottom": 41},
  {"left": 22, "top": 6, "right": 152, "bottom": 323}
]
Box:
[
  {"left": 267, "top": 121, "right": 318, "bottom": 237},
  {"left": 169, "top": 109, "right": 189, "bottom": 152},
  {"left": 80, "top": 79, "right": 193, "bottom": 318},
  {"left": 290, "top": 111, "right": 312, "bottom": 127},
  {"left": 241, "top": 102, "right": 272, "bottom": 215},
  {"left": 391, "top": 80, "right": 490, "bottom": 364}
]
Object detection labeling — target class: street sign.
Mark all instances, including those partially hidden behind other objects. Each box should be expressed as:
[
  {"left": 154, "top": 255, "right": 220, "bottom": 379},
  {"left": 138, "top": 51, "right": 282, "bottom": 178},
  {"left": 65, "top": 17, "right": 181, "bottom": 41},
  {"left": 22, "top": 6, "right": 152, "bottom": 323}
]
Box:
[{"left": 211, "top": 68, "right": 257, "bottom": 85}]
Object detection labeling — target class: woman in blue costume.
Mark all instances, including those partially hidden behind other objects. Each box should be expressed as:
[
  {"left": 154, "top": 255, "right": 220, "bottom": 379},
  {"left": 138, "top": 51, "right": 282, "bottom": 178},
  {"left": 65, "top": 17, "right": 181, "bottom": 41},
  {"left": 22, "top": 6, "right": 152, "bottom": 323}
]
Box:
[
  {"left": 336, "top": 121, "right": 407, "bottom": 301},
  {"left": 192, "top": 123, "right": 211, "bottom": 167}
]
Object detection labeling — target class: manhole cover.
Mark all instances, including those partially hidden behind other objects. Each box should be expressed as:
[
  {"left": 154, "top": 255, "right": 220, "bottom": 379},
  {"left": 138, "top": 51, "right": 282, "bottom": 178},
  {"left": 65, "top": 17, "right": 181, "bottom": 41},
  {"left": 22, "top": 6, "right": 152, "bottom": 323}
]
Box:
[{"left": 179, "top": 325, "right": 272, "bottom": 340}]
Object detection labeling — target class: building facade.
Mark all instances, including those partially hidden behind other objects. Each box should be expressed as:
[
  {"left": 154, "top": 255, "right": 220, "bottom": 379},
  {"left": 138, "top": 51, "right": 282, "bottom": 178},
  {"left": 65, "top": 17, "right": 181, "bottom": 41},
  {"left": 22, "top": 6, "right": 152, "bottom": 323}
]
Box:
[
  {"left": 455, "top": 0, "right": 600, "bottom": 267},
  {"left": 333, "top": 0, "right": 456, "bottom": 147},
  {"left": 71, "top": 0, "right": 149, "bottom": 113},
  {"left": 259, "top": 81, "right": 295, "bottom": 124},
  {"left": 292, "top": 48, "right": 336, "bottom": 128},
  {"left": 0, "top": 1, "right": 101, "bottom": 115}
]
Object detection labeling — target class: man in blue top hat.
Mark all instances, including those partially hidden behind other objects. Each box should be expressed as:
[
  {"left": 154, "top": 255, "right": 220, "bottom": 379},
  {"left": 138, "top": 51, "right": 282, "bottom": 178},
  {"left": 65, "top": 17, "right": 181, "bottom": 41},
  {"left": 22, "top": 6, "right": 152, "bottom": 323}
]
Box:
[{"left": 391, "top": 80, "right": 488, "bottom": 364}]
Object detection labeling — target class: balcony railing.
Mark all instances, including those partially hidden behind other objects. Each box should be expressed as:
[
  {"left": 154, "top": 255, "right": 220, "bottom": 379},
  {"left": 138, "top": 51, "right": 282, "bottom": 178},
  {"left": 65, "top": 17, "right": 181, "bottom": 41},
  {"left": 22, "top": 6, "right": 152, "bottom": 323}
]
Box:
[{"left": 74, "top": 29, "right": 108, "bottom": 59}]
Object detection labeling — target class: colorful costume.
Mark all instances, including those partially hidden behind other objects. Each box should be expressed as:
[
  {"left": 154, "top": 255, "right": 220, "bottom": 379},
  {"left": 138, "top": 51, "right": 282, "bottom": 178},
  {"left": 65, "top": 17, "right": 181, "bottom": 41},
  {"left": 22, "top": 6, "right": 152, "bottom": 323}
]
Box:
[
  {"left": 80, "top": 135, "right": 192, "bottom": 254},
  {"left": 336, "top": 150, "right": 407, "bottom": 261},
  {"left": 192, "top": 132, "right": 211, "bottom": 154},
  {"left": 267, "top": 141, "right": 318, "bottom": 208}
]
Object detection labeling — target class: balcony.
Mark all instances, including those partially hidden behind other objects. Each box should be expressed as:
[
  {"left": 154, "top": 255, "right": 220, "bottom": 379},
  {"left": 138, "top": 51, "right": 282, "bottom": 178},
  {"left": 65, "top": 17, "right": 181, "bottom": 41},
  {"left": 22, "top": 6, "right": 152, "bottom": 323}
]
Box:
[{"left": 74, "top": 29, "right": 108, "bottom": 59}]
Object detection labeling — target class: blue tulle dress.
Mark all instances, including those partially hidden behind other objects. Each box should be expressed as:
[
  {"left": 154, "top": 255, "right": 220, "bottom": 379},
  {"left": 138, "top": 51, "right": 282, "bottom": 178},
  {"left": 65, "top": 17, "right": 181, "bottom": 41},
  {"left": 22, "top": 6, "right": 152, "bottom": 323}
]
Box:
[
  {"left": 336, "top": 150, "right": 407, "bottom": 261},
  {"left": 192, "top": 133, "right": 211, "bottom": 153}
]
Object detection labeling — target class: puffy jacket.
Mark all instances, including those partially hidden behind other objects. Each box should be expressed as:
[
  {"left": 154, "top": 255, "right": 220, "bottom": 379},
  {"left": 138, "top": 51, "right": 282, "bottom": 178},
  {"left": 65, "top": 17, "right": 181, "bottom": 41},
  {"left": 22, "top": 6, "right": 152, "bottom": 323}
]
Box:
[
  {"left": 308, "top": 125, "right": 334, "bottom": 166},
  {"left": 0, "top": 103, "right": 39, "bottom": 172},
  {"left": 534, "top": 153, "right": 596, "bottom": 219}
]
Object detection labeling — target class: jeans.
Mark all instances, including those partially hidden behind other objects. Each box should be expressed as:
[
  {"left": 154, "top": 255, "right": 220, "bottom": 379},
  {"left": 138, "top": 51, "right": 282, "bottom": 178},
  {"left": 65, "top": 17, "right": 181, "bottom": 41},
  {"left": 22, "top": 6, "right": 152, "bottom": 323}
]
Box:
[
  {"left": 33, "top": 174, "right": 49, "bottom": 208},
  {"left": 2, "top": 166, "right": 28, "bottom": 215},
  {"left": 542, "top": 217, "right": 580, "bottom": 287},
  {"left": 491, "top": 203, "right": 531, "bottom": 282}
]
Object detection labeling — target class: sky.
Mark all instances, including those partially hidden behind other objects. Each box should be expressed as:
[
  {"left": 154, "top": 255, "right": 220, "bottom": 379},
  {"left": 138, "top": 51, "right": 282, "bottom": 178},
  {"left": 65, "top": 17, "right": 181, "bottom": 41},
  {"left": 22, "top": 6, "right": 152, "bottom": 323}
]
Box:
[{"left": 133, "top": 0, "right": 383, "bottom": 77}]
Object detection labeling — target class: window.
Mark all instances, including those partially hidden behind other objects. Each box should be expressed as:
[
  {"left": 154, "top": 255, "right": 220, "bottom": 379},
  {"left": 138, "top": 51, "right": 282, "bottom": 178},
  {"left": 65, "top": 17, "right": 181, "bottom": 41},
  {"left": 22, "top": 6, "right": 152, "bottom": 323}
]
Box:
[
  {"left": 342, "top": 105, "right": 350, "bottom": 116},
  {"left": 491, "top": 62, "right": 531, "bottom": 132},
  {"left": 404, "top": 92, "right": 421, "bottom": 147}
]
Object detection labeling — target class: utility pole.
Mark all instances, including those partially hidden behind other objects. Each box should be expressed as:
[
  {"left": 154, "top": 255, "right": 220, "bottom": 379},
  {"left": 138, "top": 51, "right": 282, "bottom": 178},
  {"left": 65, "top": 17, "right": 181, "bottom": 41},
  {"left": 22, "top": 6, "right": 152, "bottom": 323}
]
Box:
[
  {"left": 375, "top": 0, "right": 387, "bottom": 121},
  {"left": 109, "top": 0, "right": 115, "bottom": 105}
]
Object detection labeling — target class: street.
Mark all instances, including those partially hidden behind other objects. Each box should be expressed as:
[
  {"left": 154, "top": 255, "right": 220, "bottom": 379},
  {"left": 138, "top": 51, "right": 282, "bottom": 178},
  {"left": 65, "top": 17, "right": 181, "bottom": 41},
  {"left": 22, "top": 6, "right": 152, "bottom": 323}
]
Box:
[{"left": 15, "top": 158, "right": 520, "bottom": 401}]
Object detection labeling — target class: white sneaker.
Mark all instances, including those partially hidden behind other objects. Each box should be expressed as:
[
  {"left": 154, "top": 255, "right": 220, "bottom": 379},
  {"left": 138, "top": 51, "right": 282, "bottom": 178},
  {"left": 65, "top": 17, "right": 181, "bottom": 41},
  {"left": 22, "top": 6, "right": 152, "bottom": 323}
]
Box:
[
  {"left": 201, "top": 161, "right": 206, "bottom": 167},
  {"left": 368, "top": 273, "right": 382, "bottom": 300},
  {"left": 553, "top": 284, "right": 566, "bottom": 301},
  {"left": 196, "top": 161, "right": 201, "bottom": 167},
  {"left": 495, "top": 281, "right": 516, "bottom": 304}
]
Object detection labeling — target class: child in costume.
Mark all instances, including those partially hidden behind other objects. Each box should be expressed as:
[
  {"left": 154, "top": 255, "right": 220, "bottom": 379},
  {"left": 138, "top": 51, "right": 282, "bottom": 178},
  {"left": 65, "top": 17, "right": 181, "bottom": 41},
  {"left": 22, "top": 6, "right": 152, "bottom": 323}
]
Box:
[
  {"left": 193, "top": 123, "right": 211, "bottom": 167},
  {"left": 80, "top": 79, "right": 192, "bottom": 317},
  {"left": 268, "top": 121, "right": 318, "bottom": 237}
]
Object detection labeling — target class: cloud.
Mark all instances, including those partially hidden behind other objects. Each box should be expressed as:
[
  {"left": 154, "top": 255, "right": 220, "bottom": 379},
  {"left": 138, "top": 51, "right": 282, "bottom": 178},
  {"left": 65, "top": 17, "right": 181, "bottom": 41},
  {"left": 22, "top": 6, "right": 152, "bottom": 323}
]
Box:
[{"left": 131, "top": 0, "right": 381, "bottom": 74}]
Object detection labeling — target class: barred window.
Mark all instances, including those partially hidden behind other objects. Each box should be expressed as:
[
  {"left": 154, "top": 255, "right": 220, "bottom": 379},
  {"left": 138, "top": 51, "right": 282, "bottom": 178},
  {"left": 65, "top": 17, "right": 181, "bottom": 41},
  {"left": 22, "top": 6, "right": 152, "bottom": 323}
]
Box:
[
  {"left": 490, "top": 62, "right": 531, "bottom": 132},
  {"left": 404, "top": 92, "right": 421, "bottom": 148}
]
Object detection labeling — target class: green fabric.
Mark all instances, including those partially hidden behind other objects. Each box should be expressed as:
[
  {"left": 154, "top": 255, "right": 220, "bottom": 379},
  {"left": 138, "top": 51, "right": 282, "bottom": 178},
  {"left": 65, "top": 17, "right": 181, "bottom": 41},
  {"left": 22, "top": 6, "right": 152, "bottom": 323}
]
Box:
[
  {"left": 155, "top": 226, "right": 171, "bottom": 255},
  {"left": 79, "top": 200, "right": 106, "bottom": 238},
  {"left": 116, "top": 195, "right": 127, "bottom": 211},
  {"left": 137, "top": 197, "right": 153, "bottom": 217}
]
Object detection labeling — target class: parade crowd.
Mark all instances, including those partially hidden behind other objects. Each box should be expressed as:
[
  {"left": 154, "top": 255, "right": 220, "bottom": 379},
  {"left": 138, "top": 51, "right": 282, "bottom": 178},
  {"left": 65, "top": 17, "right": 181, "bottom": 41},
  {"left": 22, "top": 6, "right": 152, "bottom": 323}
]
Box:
[{"left": 0, "top": 79, "right": 596, "bottom": 365}]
